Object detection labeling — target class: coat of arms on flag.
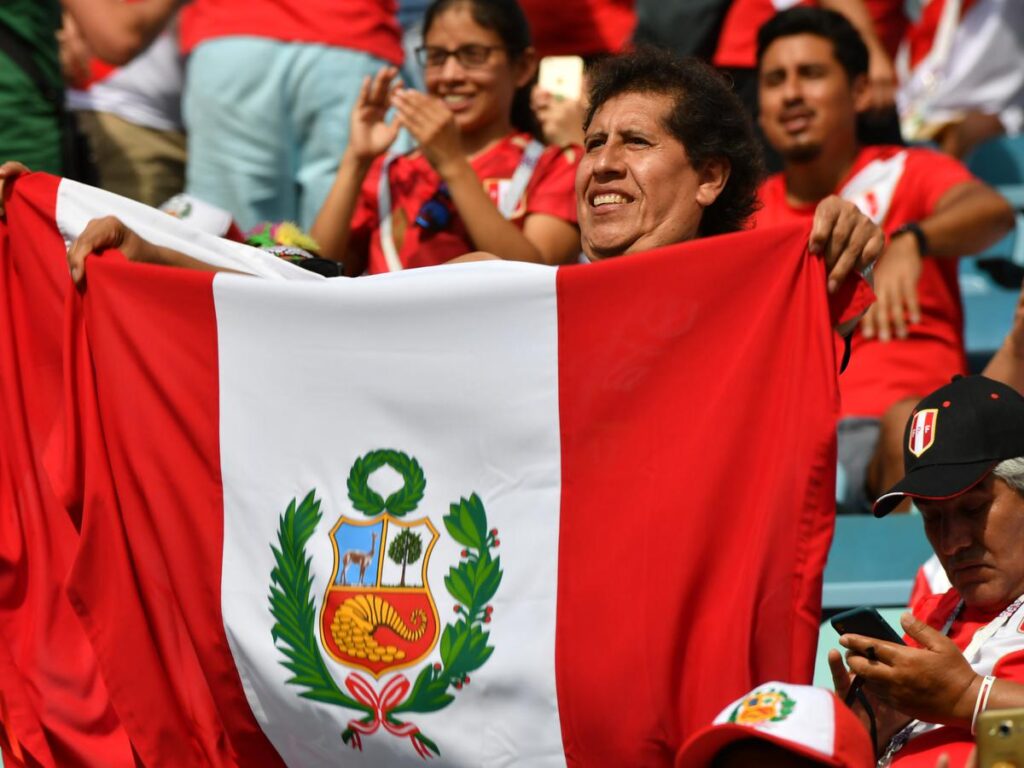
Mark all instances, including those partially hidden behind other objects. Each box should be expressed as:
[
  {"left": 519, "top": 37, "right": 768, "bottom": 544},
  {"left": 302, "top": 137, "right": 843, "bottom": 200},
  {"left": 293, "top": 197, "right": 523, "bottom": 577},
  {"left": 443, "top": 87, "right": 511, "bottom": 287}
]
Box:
[
  {"left": 909, "top": 408, "right": 939, "bottom": 457},
  {"left": 268, "top": 449, "right": 503, "bottom": 759}
]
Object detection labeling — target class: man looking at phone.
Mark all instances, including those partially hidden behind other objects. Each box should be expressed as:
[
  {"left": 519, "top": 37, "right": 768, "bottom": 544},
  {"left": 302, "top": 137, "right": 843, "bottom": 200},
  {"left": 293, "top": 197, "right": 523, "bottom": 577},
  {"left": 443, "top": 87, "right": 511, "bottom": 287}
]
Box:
[
  {"left": 831, "top": 375, "right": 1024, "bottom": 767},
  {"left": 754, "top": 8, "right": 1014, "bottom": 514}
]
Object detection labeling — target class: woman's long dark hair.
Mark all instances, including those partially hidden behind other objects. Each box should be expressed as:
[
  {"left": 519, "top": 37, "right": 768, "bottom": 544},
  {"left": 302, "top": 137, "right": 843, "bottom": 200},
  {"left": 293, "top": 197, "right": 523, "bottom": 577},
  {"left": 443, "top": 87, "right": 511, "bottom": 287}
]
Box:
[{"left": 421, "top": 0, "right": 541, "bottom": 139}]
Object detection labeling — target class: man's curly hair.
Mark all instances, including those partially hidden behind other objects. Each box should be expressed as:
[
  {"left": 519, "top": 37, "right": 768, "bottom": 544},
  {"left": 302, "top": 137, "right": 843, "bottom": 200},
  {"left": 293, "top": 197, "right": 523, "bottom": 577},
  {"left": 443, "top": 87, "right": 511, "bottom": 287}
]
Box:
[{"left": 584, "top": 49, "right": 764, "bottom": 237}]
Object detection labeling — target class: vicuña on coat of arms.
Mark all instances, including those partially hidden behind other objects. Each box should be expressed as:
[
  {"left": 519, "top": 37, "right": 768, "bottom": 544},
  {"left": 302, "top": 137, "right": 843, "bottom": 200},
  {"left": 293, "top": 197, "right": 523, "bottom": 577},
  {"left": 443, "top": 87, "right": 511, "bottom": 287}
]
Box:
[{"left": 268, "top": 449, "right": 502, "bottom": 759}]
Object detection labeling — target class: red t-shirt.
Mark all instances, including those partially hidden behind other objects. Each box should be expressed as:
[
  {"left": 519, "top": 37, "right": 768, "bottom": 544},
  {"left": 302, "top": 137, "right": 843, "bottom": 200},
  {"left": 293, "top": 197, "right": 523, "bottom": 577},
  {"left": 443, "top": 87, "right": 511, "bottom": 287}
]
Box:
[
  {"left": 712, "top": 0, "right": 815, "bottom": 69},
  {"left": 714, "top": 0, "right": 908, "bottom": 67},
  {"left": 756, "top": 145, "right": 975, "bottom": 419},
  {"left": 892, "top": 589, "right": 1024, "bottom": 767},
  {"left": 519, "top": 0, "right": 635, "bottom": 57},
  {"left": 179, "top": 0, "right": 403, "bottom": 65},
  {"left": 350, "top": 134, "right": 579, "bottom": 274}
]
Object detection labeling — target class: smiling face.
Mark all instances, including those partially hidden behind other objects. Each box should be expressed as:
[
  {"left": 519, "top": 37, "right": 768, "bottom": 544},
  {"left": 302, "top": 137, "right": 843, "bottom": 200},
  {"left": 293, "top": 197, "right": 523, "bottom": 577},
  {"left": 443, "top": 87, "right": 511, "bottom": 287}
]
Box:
[
  {"left": 422, "top": 4, "right": 533, "bottom": 143},
  {"left": 918, "top": 475, "right": 1024, "bottom": 611},
  {"left": 576, "top": 91, "right": 729, "bottom": 261},
  {"left": 757, "top": 33, "right": 867, "bottom": 163}
]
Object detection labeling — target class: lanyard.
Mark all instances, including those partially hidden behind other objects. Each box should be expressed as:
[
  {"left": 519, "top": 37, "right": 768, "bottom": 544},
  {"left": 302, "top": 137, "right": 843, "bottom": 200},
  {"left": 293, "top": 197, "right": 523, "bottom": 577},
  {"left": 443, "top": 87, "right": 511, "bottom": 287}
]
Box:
[
  {"left": 878, "top": 594, "right": 1024, "bottom": 766},
  {"left": 376, "top": 138, "right": 545, "bottom": 273}
]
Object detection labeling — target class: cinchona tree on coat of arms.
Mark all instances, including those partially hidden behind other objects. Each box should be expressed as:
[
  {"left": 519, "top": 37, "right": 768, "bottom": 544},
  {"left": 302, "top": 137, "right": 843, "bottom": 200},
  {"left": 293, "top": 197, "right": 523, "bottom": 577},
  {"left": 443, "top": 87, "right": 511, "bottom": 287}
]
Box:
[{"left": 268, "top": 449, "right": 503, "bottom": 759}]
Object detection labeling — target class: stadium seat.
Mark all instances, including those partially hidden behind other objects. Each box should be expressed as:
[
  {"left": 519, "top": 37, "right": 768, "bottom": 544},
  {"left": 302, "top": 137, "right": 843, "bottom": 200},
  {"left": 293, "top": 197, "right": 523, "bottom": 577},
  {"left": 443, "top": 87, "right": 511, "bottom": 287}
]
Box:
[
  {"left": 960, "top": 257, "right": 1020, "bottom": 370},
  {"left": 966, "top": 134, "right": 1024, "bottom": 189},
  {"left": 835, "top": 463, "right": 847, "bottom": 504},
  {"left": 813, "top": 515, "right": 931, "bottom": 685},
  {"left": 965, "top": 135, "right": 1024, "bottom": 266},
  {"left": 959, "top": 136, "right": 1024, "bottom": 368},
  {"left": 821, "top": 514, "right": 932, "bottom": 610}
]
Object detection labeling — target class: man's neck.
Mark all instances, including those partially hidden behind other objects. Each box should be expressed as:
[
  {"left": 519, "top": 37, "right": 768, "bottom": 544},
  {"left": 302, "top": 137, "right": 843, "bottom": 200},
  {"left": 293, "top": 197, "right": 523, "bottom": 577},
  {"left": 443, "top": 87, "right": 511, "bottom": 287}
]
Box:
[{"left": 782, "top": 144, "right": 861, "bottom": 207}]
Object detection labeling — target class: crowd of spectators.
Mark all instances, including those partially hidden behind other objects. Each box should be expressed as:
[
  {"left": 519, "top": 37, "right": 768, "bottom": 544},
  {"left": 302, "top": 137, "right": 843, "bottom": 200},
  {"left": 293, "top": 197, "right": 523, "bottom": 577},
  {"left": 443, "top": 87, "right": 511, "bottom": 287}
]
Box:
[{"left": 2, "top": 0, "right": 1024, "bottom": 767}]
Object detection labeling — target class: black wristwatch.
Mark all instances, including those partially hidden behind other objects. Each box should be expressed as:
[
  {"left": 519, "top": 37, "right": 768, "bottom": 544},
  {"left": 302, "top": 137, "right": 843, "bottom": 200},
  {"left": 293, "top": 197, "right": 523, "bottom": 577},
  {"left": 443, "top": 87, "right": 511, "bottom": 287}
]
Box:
[{"left": 891, "top": 221, "right": 929, "bottom": 255}]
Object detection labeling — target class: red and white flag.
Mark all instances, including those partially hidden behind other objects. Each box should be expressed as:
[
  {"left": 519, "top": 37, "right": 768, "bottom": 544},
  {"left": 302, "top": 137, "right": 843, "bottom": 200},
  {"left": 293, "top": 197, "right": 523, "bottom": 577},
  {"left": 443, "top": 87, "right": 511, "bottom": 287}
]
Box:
[{"left": 4, "top": 175, "right": 852, "bottom": 767}]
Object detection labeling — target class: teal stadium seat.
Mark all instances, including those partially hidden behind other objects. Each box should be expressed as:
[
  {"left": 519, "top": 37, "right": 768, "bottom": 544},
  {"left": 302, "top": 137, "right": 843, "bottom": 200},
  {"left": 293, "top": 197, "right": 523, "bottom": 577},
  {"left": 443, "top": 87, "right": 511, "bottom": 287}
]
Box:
[
  {"left": 966, "top": 134, "right": 1024, "bottom": 195},
  {"left": 960, "top": 136, "right": 1024, "bottom": 367},
  {"left": 821, "top": 514, "right": 932, "bottom": 610},
  {"left": 813, "top": 515, "right": 933, "bottom": 686}
]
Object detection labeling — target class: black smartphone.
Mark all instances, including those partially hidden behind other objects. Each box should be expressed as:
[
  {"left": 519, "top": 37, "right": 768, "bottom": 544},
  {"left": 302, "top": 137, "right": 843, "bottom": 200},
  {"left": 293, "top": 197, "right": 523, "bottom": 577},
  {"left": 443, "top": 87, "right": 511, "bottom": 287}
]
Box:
[{"left": 830, "top": 606, "right": 906, "bottom": 645}]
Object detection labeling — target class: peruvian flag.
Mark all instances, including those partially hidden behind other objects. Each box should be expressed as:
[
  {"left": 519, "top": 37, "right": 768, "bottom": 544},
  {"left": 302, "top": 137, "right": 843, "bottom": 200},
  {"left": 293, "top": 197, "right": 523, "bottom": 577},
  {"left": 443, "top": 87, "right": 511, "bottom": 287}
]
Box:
[{"left": 3, "top": 175, "right": 853, "bottom": 767}]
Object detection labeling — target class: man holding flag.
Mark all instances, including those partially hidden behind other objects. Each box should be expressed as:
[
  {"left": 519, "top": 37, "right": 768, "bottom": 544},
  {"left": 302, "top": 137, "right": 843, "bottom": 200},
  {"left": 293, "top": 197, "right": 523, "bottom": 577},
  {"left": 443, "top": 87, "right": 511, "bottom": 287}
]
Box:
[{"left": 1, "top": 49, "right": 884, "bottom": 768}]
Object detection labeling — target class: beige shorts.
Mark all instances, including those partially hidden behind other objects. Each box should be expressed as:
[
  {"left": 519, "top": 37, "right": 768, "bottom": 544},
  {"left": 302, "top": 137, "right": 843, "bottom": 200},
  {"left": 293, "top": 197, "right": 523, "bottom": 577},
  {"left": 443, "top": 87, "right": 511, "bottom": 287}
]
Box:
[{"left": 74, "top": 110, "right": 186, "bottom": 208}]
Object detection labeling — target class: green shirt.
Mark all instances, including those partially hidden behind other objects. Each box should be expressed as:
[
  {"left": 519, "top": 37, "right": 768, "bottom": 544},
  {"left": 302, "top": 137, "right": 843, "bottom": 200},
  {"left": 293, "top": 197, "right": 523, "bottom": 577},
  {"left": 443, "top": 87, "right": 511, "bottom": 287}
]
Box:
[
  {"left": 0, "top": 0, "right": 63, "bottom": 173},
  {"left": 0, "top": 0, "right": 62, "bottom": 93}
]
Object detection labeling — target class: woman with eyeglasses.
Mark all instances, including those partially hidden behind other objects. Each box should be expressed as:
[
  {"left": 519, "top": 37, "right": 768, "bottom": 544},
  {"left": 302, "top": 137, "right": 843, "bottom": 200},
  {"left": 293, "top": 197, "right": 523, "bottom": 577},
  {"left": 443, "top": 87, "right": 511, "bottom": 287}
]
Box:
[{"left": 309, "top": 0, "right": 582, "bottom": 275}]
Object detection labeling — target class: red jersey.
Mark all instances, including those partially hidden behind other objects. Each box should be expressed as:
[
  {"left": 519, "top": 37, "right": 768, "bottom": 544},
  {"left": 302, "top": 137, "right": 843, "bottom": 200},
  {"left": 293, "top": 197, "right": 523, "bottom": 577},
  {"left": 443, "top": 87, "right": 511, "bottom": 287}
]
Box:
[
  {"left": 892, "top": 589, "right": 1024, "bottom": 767},
  {"left": 179, "top": 0, "right": 403, "bottom": 65},
  {"left": 519, "top": 0, "right": 635, "bottom": 57},
  {"left": 714, "top": 0, "right": 907, "bottom": 66},
  {"left": 351, "top": 134, "right": 579, "bottom": 274},
  {"left": 756, "top": 145, "right": 975, "bottom": 419},
  {"left": 713, "top": 0, "right": 814, "bottom": 69}
]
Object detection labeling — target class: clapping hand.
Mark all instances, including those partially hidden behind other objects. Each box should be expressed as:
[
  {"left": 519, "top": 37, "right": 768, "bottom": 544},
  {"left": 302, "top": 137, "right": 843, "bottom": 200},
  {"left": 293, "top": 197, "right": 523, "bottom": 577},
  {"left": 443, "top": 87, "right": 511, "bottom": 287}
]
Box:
[
  {"left": 390, "top": 88, "right": 463, "bottom": 177},
  {"left": 348, "top": 67, "right": 403, "bottom": 163}
]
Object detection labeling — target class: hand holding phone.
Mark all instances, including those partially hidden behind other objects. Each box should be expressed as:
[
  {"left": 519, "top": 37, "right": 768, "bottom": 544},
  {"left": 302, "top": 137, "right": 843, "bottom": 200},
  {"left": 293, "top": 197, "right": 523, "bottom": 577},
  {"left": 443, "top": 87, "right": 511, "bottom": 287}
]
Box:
[
  {"left": 831, "top": 606, "right": 906, "bottom": 651},
  {"left": 538, "top": 56, "right": 584, "bottom": 101}
]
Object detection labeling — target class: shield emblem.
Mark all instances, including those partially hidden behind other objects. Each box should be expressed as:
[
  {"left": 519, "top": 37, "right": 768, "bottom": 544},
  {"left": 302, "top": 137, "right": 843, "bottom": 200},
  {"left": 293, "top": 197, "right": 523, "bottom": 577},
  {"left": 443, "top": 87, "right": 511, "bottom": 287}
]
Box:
[
  {"left": 909, "top": 408, "right": 938, "bottom": 457},
  {"left": 320, "top": 515, "right": 440, "bottom": 678}
]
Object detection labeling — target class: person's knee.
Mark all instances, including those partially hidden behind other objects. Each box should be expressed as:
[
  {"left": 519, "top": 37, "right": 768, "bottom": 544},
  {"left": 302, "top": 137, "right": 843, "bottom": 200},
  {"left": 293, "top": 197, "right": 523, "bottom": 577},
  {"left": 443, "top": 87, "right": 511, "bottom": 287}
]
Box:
[
  {"left": 878, "top": 398, "right": 919, "bottom": 458},
  {"left": 867, "top": 397, "right": 921, "bottom": 501}
]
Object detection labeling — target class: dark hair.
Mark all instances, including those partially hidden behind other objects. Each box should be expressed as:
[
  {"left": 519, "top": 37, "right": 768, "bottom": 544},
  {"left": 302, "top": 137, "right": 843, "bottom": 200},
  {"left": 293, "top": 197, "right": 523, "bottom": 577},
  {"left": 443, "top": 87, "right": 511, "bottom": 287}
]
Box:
[
  {"left": 422, "top": 0, "right": 540, "bottom": 138},
  {"left": 584, "top": 48, "right": 763, "bottom": 237},
  {"left": 756, "top": 7, "right": 869, "bottom": 82},
  {"left": 711, "top": 738, "right": 822, "bottom": 768}
]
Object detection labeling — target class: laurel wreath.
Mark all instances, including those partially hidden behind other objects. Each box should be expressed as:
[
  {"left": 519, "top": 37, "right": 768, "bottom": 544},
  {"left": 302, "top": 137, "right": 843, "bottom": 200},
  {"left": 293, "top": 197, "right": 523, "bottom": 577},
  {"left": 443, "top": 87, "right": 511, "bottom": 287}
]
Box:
[
  {"left": 391, "top": 493, "right": 502, "bottom": 716},
  {"left": 269, "top": 485, "right": 502, "bottom": 759},
  {"left": 347, "top": 449, "right": 426, "bottom": 518},
  {"left": 268, "top": 491, "right": 368, "bottom": 711}
]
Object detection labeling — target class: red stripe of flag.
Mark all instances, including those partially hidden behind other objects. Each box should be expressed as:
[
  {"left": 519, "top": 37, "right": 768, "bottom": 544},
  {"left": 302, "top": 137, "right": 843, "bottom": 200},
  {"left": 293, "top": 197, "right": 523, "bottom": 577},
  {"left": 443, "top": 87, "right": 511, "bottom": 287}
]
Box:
[
  {"left": 58, "top": 257, "right": 281, "bottom": 767},
  {"left": 0, "top": 174, "right": 134, "bottom": 767},
  {"left": 555, "top": 224, "right": 839, "bottom": 764}
]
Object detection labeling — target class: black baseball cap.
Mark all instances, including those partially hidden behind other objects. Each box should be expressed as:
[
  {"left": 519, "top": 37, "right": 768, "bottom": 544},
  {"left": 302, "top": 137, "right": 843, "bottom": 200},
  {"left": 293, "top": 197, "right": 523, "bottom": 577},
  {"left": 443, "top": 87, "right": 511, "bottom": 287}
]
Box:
[{"left": 873, "top": 375, "right": 1024, "bottom": 517}]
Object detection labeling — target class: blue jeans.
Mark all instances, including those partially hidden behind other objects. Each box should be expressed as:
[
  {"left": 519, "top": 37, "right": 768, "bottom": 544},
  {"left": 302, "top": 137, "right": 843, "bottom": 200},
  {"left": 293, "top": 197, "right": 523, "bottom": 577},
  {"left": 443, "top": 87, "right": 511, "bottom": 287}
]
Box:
[{"left": 183, "top": 37, "right": 390, "bottom": 230}]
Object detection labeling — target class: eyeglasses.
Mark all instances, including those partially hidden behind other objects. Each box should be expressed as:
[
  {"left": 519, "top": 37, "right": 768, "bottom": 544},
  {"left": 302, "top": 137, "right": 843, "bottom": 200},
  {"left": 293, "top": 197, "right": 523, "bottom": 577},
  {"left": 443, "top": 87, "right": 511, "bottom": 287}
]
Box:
[{"left": 415, "top": 44, "right": 506, "bottom": 69}]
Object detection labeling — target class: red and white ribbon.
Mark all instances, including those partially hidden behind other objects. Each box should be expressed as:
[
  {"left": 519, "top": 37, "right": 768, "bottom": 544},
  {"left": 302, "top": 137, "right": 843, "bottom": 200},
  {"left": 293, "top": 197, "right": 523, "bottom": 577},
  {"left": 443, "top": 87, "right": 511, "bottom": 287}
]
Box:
[{"left": 344, "top": 673, "right": 432, "bottom": 759}]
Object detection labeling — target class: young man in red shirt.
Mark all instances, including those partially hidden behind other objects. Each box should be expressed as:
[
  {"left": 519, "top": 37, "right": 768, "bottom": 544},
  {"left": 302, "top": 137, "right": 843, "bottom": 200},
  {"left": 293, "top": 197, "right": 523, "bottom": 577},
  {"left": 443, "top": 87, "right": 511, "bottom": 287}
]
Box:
[{"left": 754, "top": 7, "right": 1013, "bottom": 513}]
